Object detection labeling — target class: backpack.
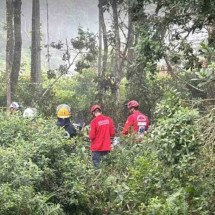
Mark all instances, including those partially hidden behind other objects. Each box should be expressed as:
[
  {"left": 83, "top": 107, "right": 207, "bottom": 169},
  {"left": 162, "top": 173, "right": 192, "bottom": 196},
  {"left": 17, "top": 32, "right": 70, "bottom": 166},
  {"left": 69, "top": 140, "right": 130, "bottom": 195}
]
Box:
[{"left": 137, "top": 114, "right": 147, "bottom": 137}]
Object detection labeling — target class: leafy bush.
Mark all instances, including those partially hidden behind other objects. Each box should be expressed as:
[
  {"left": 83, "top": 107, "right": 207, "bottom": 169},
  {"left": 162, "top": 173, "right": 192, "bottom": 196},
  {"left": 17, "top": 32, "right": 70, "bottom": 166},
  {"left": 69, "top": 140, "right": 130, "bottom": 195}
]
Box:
[{"left": 0, "top": 185, "right": 64, "bottom": 215}]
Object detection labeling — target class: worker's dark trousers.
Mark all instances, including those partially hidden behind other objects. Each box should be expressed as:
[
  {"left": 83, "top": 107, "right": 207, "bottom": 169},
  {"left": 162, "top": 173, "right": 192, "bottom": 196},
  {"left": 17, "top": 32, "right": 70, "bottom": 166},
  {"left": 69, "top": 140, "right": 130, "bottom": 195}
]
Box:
[{"left": 92, "top": 151, "right": 110, "bottom": 168}]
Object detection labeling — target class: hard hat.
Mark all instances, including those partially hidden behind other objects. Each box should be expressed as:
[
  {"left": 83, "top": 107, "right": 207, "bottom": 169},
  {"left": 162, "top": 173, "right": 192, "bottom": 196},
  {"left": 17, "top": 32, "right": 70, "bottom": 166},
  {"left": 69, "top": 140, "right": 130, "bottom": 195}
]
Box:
[
  {"left": 127, "top": 100, "right": 139, "bottom": 109},
  {"left": 23, "top": 108, "right": 37, "bottom": 118},
  {"left": 90, "top": 104, "right": 101, "bottom": 114},
  {"left": 10, "top": 102, "right": 20, "bottom": 110},
  {"left": 56, "top": 104, "right": 71, "bottom": 118}
]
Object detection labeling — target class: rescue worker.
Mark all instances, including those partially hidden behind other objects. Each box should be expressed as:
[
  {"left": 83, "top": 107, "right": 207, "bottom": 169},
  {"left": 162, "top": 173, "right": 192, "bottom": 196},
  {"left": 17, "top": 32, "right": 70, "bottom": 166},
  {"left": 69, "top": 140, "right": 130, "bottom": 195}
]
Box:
[
  {"left": 9, "top": 102, "right": 21, "bottom": 114},
  {"left": 89, "top": 104, "right": 115, "bottom": 168},
  {"left": 122, "top": 100, "right": 150, "bottom": 137},
  {"left": 56, "top": 104, "right": 77, "bottom": 138}
]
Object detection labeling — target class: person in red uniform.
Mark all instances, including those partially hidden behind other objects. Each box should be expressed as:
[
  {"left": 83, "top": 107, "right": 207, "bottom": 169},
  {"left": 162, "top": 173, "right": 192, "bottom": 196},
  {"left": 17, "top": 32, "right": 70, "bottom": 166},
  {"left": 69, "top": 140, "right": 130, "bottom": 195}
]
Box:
[
  {"left": 89, "top": 104, "right": 115, "bottom": 168},
  {"left": 122, "top": 100, "right": 150, "bottom": 137}
]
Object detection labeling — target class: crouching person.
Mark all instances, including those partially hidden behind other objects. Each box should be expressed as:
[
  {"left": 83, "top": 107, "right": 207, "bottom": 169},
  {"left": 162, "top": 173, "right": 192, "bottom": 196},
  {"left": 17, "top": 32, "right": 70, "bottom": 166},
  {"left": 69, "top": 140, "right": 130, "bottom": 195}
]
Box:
[
  {"left": 89, "top": 104, "right": 115, "bottom": 168},
  {"left": 56, "top": 104, "right": 77, "bottom": 138},
  {"left": 9, "top": 102, "right": 21, "bottom": 115}
]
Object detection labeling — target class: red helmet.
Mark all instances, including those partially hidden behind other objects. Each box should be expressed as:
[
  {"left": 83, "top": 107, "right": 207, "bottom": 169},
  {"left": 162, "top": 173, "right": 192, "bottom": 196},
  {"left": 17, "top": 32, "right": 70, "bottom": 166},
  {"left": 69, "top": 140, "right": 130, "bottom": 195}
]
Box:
[
  {"left": 90, "top": 104, "right": 101, "bottom": 114},
  {"left": 127, "top": 100, "right": 139, "bottom": 109}
]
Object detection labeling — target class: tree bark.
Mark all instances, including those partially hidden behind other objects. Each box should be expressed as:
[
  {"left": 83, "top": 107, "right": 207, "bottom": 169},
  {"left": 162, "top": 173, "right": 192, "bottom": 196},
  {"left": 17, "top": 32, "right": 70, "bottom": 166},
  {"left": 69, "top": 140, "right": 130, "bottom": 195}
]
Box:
[
  {"left": 97, "top": 1, "right": 103, "bottom": 103},
  {"left": 208, "top": 25, "right": 215, "bottom": 58},
  {"left": 6, "top": 0, "right": 14, "bottom": 108},
  {"left": 97, "top": 0, "right": 108, "bottom": 102},
  {"left": 46, "top": 0, "right": 51, "bottom": 71},
  {"left": 110, "top": 0, "right": 121, "bottom": 105},
  {"left": 98, "top": 1, "right": 102, "bottom": 77},
  {"left": 10, "top": 0, "right": 22, "bottom": 99},
  {"left": 31, "top": 0, "right": 41, "bottom": 85},
  {"left": 100, "top": 3, "right": 108, "bottom": 76},
  {"left": 122, "top": 3, "right": 134, "bottom": 68}
]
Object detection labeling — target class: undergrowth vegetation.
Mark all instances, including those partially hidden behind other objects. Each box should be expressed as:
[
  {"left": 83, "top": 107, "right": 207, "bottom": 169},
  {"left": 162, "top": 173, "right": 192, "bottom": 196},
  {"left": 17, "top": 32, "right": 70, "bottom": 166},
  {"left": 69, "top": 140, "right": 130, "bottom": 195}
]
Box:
[{"left": 0, "top": 93, "right": 214, "bottom": 215}]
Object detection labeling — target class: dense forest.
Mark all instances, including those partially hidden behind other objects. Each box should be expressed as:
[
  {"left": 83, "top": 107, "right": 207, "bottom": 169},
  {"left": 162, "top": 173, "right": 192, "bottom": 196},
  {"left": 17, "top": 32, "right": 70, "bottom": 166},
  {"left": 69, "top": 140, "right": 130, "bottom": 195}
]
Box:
[{"left": 0, "top": 0, "right": 214, "bottom": 214}]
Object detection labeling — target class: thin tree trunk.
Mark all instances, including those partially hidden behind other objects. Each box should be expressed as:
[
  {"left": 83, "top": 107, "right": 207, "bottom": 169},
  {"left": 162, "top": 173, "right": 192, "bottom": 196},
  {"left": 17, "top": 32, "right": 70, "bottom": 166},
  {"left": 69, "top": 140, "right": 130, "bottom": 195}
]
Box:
[
  {"left": 98, "top": 2, "right": 102, "bottom": 77},
  {"left": 98, "top": 0, "right": 108, "bottom": 102},
  {"left": 207, "top": 25, "right": 215, "bottom": 99},
  {"left": 208, "top": 25, "right": 215, "bottom": 50},
  {"left": 97, "top": 1, "right": 103, "bottom": 103},
  {"left": 10, "top": 0, "right": 22, "bottom": 99},
  {"left": 31, "top": 0, "right": 41, "bottom": 85},
  {"left": 100, "top": 3, "right": 108, "bottom": 75},
  {"left": 120, "top": 3, "right": 134, "bottom": 72},
  {"left": 6, "top": 0, "right": 14, "bottom": 108},
  {"left": 46, "top": 0, "right": 51, "bottom": 71},
  {"left": 111, "top": 0, "right": 121, "bottom": 105}
]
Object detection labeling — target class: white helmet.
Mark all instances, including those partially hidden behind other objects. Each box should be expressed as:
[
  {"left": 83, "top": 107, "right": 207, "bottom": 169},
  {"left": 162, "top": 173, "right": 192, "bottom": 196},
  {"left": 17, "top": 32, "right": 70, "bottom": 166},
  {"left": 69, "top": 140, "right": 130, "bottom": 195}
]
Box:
[
  {"left": 10, "top": 102, "right": 20, "bottom": 110},
  {"left": 23, "top": 108, "right": 37, "bottom": 119}
]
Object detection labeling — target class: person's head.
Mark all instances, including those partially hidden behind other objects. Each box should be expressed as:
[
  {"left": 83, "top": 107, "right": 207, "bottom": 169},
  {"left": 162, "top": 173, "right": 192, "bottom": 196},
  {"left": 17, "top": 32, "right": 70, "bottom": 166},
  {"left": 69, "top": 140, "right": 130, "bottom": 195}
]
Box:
[
  {"left": 90, "top": 104, "right": 102, "bottom": 117},
  {"left": 56, "top": 104, "right": 72, "bottom": 119},
  {"left": 9, "top": 102, "right": 20, "bottom": 114},
  {"left": 126, "top": 100, "right": 139, "bottom": 113}
]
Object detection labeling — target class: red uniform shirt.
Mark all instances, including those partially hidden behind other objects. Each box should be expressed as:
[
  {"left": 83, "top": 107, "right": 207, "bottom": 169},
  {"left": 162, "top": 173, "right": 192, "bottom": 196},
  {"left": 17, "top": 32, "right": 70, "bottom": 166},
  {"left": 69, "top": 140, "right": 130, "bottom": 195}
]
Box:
[
  {"left": 122, "top": 110, "right": 150, "bottom": 135},
  {"left": 89, "top": 114, "right": 115, "bottom": 151}
]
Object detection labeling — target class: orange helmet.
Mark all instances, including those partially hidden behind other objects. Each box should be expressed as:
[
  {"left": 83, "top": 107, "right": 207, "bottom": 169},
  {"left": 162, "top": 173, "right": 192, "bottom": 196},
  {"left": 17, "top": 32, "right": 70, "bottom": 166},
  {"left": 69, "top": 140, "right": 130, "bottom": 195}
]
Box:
[
  {"left": 90, "top": 104, "right": 101, "bottom": 114},
  {"left": 127, "top": 100, "right": 139, "bottom": 109},
  {"left": 56, "top": 104, "right": 71, "bottom": 118}
]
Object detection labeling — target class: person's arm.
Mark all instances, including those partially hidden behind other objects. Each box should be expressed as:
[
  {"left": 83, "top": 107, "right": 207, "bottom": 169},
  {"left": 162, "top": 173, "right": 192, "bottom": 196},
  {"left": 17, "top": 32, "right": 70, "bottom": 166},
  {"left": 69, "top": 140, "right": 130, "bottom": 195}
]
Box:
[
  {"left": 66, "top": 124, "right": 77, "bottom": 138},
  {"left": 121, "top": 116, "right": 133, "bottom": 135},
  {"left": 109, "top": 118, "right": 115, "bottom": 137},
  {"left": 145, "top": 116, "right": 150, "bottom": 131},
  {"left": 89, "top": 121, "right": 96, "bottom": 140}
]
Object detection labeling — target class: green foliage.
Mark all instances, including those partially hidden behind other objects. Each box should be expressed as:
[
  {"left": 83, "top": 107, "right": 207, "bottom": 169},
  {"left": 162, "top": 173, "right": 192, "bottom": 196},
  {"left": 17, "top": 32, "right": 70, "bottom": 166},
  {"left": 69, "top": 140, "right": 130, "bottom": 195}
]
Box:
[
  {"left": 128, "top": 153, "right": 164, "bottom": 205},
  {"left": 53, "top": 69, "right": 97, "bottom": 123},
  {"left": 126, "top": 73, "right": 172, "bottom": 119},
  {"left": 155, "top": 89, "right": 182, "bottom": 119},
  {"left": 0, "top": 185, "right": 64, "bottom": 215},
  {"left": 134, "top": 28, "right": 165, "bottom": 74},
  {"left": 71, "top": 27, "right": 98, "bottom": 73},
  {"left": 143, "top": 189, "right": 188, "bottom": 215},
  {"left": 150, "top": 92, "right": 202, "bottom": 181},
  {"left": 153, "top": 107, "right": 201, "bottom": 173},
  {"left": 1, "top": 0, "right": 215, "bottom": 213},
  {"left": 0, "top": 91, "right": 214, "bottom": 214}
]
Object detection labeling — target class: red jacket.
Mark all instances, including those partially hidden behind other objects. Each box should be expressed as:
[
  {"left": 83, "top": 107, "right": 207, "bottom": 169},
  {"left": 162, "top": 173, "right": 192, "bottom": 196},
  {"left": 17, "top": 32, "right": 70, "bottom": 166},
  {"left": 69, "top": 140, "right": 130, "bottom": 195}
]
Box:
[
  {"left": 89, "top": 114, "right": 115, "bottom": 151},
  {"left": 122, "top": 110, "right": 150, "bottom": 135}
]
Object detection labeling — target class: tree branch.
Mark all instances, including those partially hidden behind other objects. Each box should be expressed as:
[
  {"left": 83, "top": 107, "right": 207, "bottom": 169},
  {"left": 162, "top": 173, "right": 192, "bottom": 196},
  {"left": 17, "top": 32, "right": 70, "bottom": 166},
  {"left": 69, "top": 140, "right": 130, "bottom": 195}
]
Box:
[
  {"left": 164, "top": 56, "right": 205, "bottom": 93},
  {"left": 40, "top": 51, "right": 80, "bottom": 99}
]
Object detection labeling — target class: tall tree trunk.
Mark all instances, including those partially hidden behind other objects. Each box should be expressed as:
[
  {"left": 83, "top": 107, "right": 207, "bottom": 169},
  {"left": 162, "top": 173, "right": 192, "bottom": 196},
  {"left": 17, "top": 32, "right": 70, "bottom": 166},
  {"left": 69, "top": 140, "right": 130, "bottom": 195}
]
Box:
[
  {"left": 110, "top": 0, "right": 121, "bottom": 105},
  {"left": 97, "top": 1, "right": 103, "bottom": 103},
  {"left": 98, "top": 2, "right": 102, "bottom": 77},
  {"left": 208, "top": 25, "right": 215, "bottom": 50},
  {"left": 126, "top": 5, "right": 134, "bottom": 64},
  {"left": 6, "top": 0, "right": 14, "bottom": 108},
  {"left": 207, "top": 25, "right": 215, "bottom": 100},
  {"left": 100, "top": 2, "right": 108, "bottom": 76},
  {"left": 46, "top": 0, "right": 51, "bottom": 71},
  {"left": 97, "top": 0, "right": 108, "bottom": 102},
  {"left": 31, "top": 0, "right": 41, "bottom": 85},
  {"left": 10, "top": 0, "right": 22, "bottom": 99}
]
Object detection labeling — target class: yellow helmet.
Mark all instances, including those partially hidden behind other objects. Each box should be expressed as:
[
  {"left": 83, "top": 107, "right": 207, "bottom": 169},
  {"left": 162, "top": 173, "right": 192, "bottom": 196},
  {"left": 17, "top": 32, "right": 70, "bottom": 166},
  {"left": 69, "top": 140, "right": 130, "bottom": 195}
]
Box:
[{"left": 56, "top": 104, "right": 71, "bottom": 118}]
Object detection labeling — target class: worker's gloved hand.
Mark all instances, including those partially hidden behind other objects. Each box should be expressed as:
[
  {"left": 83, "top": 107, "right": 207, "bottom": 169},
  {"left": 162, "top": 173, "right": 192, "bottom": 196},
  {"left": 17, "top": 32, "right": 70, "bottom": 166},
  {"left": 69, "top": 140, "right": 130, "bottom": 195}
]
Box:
[{"left": 111, "top": 137, "right": 120, "bottom": 146}]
